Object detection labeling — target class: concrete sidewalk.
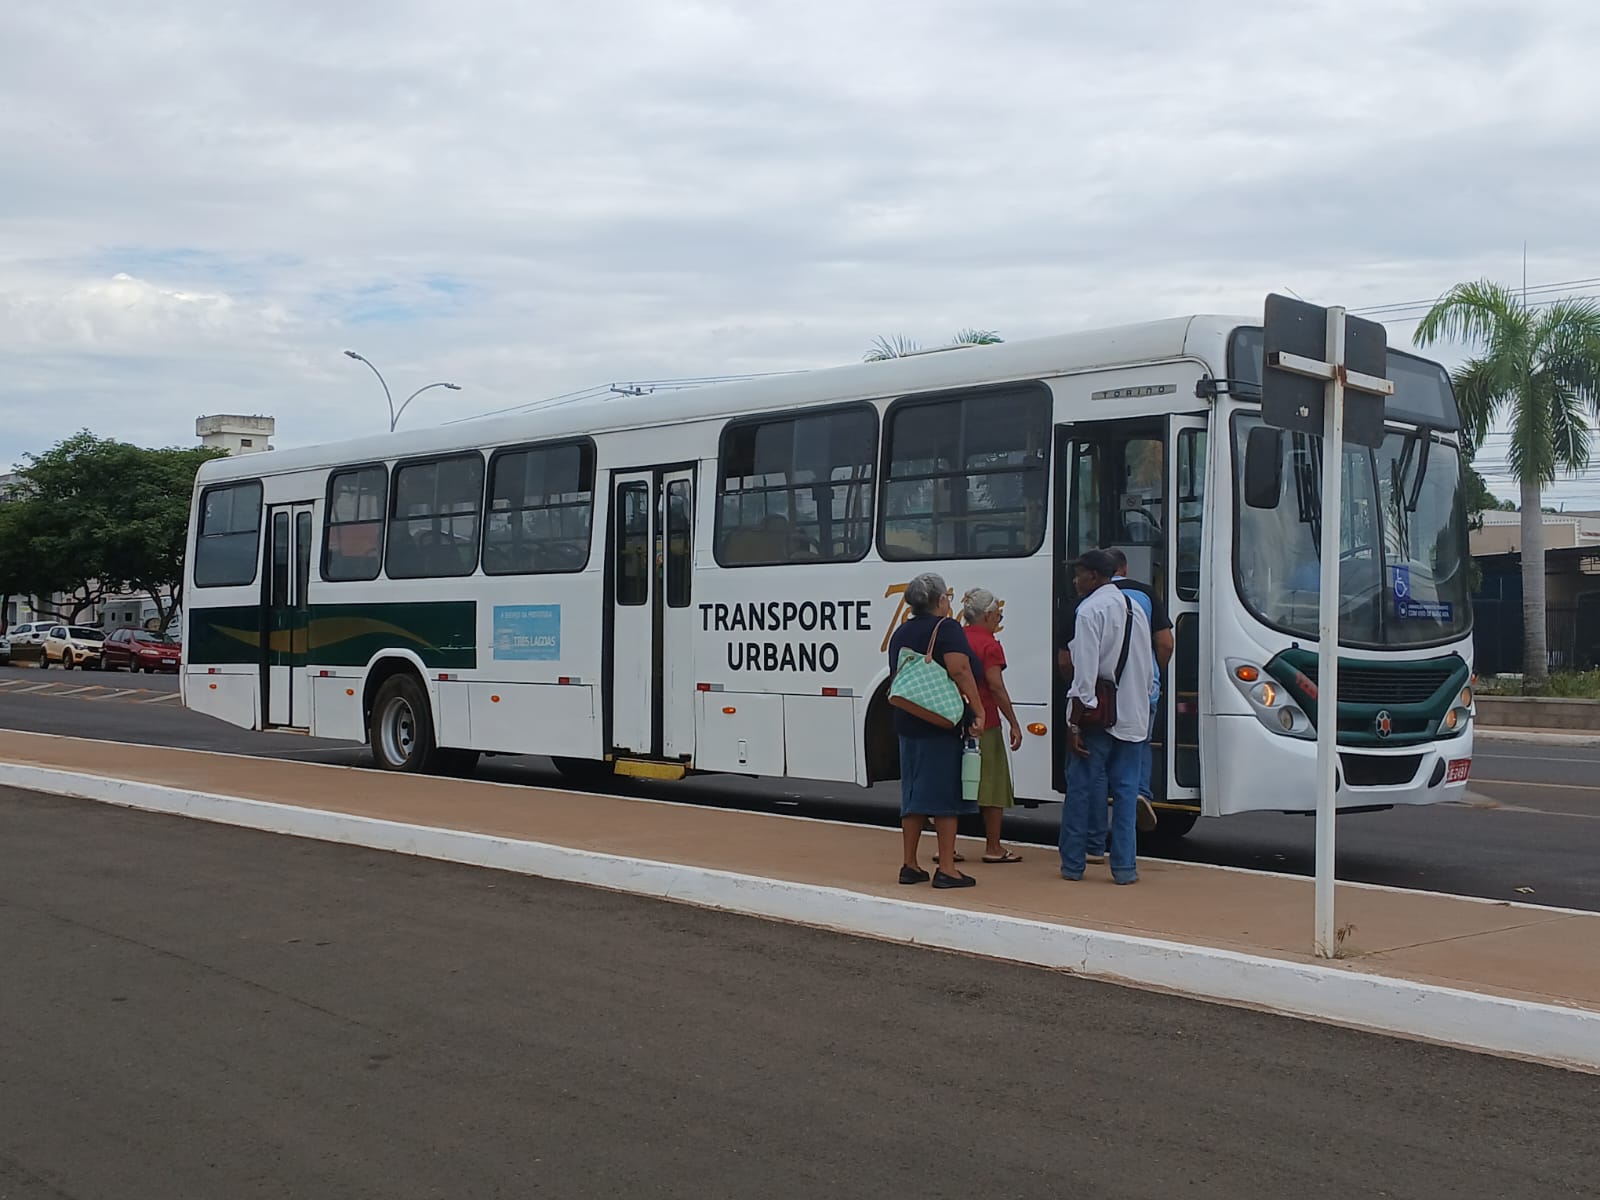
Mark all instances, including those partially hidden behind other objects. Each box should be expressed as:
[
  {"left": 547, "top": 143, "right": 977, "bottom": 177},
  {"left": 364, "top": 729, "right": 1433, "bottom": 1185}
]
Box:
[{"left": 1, "top": 729, "right": 1596, "bottom": 1071}]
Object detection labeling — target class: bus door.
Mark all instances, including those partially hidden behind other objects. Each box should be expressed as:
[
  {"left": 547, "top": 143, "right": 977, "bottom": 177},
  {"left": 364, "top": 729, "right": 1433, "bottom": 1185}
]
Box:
[
  {"left": 1053, "top": 418, "right": 1168, "bottom": 792},
  {"left": 264, "top": 502, "right": 314, "bottom": 728},
  {"left": 607, "top": 465, "right": 697, "bottom": 762},
  {"left": 1165, "top": 415, "right": 1207, "bottom": 815},
  {"left": 1054, "top": 413, "right": 1208, "bottom": 816}
]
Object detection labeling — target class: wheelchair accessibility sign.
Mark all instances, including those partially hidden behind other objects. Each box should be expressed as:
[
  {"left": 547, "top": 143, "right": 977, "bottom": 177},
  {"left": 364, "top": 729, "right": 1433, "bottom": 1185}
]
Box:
[{"left": 1392, "top": 566, "right": 1452, "bottom": 621}]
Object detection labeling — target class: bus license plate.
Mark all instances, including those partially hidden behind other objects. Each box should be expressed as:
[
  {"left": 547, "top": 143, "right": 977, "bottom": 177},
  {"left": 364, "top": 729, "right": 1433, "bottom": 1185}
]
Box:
[{"left": 1445, "top": 758, "right": 1471, "bottom": 784}]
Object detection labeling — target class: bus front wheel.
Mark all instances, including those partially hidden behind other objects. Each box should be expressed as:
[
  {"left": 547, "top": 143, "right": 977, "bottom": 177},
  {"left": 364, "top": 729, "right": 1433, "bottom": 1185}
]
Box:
[
  {"left": 1139, "top": 808, "right": 1199, "bottom": 848},
  {"left": 369, "top": 674, "right": 438, "bottom": 773}
]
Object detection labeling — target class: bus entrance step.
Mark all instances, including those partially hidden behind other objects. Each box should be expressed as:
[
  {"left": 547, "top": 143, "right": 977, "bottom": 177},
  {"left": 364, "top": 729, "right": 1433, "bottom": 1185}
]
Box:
[{"left": 613, "top": 758, "right": 688, "bottom": 781}]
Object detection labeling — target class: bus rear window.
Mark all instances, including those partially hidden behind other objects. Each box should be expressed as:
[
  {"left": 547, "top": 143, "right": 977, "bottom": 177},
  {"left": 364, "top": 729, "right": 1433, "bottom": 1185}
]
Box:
[
  {"left": 880, "top": 384, "right": 1050, "bottom": 560},
  {"left": 194, "top": 480, "right": 263, "bottom": 587}
]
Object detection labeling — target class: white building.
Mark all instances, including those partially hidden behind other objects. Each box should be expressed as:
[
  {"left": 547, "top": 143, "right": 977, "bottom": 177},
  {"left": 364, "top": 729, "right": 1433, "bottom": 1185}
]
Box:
[
  {"left": 196, "top": 414, "right": 275, "bottom": 456},
  {"left": 1471, "top": 510, "right": 1600, "bottom": 556}
]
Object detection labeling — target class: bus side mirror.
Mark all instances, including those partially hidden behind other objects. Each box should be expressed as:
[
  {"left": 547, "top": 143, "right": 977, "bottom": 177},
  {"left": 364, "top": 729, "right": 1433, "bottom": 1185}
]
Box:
[{"left": 1244, "top": 427, "right": 1283, "bottom": 509}]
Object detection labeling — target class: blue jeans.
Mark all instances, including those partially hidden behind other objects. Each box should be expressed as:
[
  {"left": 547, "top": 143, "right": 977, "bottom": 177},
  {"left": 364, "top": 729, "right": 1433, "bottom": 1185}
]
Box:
[
  {"left": 1060, "top": 728, "right": 1141, "bottom": 883},
  {"left": 1138, "top": 693, "right": 1158, "bottom": 801}
]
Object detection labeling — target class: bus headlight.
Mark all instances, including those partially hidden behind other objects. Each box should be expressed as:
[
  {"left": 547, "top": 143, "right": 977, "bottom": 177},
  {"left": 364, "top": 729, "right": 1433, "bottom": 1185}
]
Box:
[
  {"left": 1439, "top": 703, "right": 1471, "bottom": 737},
  {"left": 1227, "top": 658, "right": 1314, "bottom": 739}
]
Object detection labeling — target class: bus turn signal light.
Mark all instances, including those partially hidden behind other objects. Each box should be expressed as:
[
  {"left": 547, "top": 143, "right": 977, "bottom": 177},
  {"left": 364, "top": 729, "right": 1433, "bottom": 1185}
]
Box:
[
  {"left": 1026, "top": 723, "right": 1047, "bottom": 736},
  {"left": 1234, "top": 665, "right": 1260, "bottom": 683}
]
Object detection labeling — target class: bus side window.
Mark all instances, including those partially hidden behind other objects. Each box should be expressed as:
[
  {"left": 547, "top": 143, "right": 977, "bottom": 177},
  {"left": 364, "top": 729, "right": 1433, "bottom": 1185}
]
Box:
[{"left": 882, "top": 385, "right": 1049, "bottom": 561}]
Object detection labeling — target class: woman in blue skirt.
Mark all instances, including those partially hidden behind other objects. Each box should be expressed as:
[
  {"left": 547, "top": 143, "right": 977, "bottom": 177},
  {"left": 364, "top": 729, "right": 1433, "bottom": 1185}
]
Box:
[{"left": 887, "top": 572, "right": 985, "bottom": 889}]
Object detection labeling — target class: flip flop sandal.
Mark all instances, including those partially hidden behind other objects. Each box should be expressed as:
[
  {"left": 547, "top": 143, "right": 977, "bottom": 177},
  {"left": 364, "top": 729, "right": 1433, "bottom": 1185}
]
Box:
[{"left": 982, "top": 851, "right": 1024, "bottom": 864}]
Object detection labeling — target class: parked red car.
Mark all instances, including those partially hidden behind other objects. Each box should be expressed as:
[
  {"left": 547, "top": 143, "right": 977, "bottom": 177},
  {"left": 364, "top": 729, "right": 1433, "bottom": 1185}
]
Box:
[{"left": 101, "top": 628, "right": 182, "bottom": 673}]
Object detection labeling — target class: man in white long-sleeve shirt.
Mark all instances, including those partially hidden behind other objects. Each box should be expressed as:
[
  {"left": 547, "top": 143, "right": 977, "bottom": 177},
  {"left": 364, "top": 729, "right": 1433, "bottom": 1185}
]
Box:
[{"left": 1057, "top": 549, "right": 1154, "bottom": 884}]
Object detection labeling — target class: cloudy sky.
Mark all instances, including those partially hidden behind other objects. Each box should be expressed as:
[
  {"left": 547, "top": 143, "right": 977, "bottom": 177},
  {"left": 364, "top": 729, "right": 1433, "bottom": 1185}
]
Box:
[{"left": 3, "top": 0, "right": 1599, "bottom": 505}]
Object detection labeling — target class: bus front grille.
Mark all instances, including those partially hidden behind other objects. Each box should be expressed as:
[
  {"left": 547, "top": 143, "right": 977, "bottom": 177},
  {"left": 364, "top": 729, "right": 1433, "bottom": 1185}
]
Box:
[
  {"left": 1300, "top": 663, "right": 1456, "bottom": 704},
  {"left": 1339, "top": 753, "right": 1423, "bottom": 787}
]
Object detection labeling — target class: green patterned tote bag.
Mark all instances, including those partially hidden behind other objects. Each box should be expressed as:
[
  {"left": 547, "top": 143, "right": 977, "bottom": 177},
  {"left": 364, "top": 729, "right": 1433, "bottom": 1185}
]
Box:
[{"left": 887, "top": 619, "right": 965, "bottom": 729}]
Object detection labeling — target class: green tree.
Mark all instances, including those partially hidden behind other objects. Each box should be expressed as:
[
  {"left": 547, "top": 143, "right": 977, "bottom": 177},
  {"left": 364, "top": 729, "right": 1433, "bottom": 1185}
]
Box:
[
  {"left": 863, "top": 329, "right": 1004, "bottom": 362},
  {"left": 1459, "top": 454, "right": 1509, "bottom": 530},
  {"left": 1414, "top": 281, "right": 1600, "bottom": 689},
  {"left": 0, "top": 433, "right": 227, "bottom": 627}
]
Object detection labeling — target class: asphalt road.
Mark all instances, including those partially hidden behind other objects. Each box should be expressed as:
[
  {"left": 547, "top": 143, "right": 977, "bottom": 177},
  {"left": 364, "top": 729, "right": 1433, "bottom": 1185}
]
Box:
[
  {"left": 1, "top": 664, "right": 1598, "bottom": 911},
  {"left": 3, "top": 788, "right": 1596, "bottom": 1200}
]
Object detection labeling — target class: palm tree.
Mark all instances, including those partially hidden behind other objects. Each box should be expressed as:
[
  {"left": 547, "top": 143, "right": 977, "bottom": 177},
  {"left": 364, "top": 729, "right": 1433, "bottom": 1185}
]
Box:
[
  {"left": 1414, "top": 281, "right": 1600, "bottom": 689},
  {"left": 863, "top": 329, "right": 1003, "bottom": 362}
]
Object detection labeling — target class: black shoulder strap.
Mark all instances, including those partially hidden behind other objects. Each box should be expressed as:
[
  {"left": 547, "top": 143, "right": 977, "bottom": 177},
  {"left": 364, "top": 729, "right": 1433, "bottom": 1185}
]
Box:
[{"left": 1113, "top": 594, "right": 1134, "bottom": 684}]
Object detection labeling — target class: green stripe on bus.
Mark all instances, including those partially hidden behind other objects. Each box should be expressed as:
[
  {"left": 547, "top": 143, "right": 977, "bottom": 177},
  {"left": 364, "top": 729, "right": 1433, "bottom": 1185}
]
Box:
[{"left": 188, "top": 601, "right": 477, "bottom": 670}]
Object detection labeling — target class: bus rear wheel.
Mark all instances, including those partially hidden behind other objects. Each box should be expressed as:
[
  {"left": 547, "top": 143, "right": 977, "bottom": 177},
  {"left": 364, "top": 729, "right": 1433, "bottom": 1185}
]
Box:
[
  {"left": 436, "top": 749, "right": 480, "bottom": 777},
  {"left": 369, "top": 674, "right": 438, "bottom": 773}
]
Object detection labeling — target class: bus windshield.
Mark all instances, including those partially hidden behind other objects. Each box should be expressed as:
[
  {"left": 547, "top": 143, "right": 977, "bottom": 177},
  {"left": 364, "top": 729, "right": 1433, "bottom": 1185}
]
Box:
[{"left": 1232, "top": 413, "right": 1472, "bottom": 648}]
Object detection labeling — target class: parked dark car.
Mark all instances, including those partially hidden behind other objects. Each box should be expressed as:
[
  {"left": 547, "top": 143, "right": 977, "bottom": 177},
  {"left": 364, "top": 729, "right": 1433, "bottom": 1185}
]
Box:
[{"left": 101, "top": 628, "right": 182, "bottom": 673}]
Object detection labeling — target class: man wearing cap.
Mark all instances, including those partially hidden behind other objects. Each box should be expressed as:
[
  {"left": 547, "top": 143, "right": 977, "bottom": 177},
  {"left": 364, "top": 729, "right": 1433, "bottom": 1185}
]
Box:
[{"left": 1057, "top": 549, "right": 1154, "bottom": 885}]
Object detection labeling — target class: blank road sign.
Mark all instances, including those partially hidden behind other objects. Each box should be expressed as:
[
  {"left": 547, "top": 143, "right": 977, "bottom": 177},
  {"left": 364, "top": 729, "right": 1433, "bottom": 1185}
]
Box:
[{"left": 1261, "top": 294, "right": 1388, "bottom": 449}]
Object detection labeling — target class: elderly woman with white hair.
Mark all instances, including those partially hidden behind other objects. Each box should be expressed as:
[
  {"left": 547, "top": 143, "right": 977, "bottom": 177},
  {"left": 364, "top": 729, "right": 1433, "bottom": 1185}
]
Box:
[
  {"left": 959, "top": 587, "right": 1025, "bottom": 864},
  {"left": 886, "top": 571, "right": 985, "bottom": 889}
]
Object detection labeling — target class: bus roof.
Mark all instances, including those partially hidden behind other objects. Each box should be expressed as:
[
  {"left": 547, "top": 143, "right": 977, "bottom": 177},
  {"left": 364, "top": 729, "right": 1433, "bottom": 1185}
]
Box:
[{"left": 196, "top": 313, "right": 1246, "bottom": 484}]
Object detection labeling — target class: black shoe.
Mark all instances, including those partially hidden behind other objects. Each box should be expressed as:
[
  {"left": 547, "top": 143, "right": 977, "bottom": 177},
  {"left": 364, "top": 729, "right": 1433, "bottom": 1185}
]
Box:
[
  {"left": 932, "top": 870, "right": 976, "bottom": 889},
  {"left": 899, "top": 866, "right": 930, "bottom": 885}
]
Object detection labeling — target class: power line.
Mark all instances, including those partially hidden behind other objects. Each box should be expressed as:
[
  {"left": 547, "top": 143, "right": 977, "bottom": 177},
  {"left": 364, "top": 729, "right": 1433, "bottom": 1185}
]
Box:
[{"left": 1352, "top": 275, "right": 1600, "bottom": 316}]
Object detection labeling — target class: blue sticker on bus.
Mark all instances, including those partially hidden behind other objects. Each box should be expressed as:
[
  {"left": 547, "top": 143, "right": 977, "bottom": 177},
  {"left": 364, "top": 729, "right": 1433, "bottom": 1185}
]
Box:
[
  {"left": 493, "top": 605, "right": 561, "bottom": 660},
  {"left": 1392, "top": 566, "right": 1452, "bottom": 621}
]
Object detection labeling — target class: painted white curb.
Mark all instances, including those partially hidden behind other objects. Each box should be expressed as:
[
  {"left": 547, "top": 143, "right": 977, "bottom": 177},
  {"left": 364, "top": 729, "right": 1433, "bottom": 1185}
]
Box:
[{"left": 7, "top": 761, "right": 1599, "bottom": 1073}]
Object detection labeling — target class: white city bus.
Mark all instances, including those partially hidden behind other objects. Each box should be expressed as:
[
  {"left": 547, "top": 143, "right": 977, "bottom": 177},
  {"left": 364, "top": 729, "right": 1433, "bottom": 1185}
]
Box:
[{"left": 183, "top": 313, "right": 1476, "bottom": 840}]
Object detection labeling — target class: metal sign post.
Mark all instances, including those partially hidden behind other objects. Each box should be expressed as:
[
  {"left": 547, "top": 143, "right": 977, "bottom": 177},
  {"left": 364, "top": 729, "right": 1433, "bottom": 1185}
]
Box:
[{"left": 1260, "top": 296, "right": 1393, "bottom": 958}]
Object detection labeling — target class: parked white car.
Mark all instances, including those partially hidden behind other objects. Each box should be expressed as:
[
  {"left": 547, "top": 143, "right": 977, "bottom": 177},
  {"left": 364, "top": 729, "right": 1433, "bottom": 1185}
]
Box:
[
  {"left": 41, "top": 625, "right": 107, "bottom": 670},
  {"left": 8, "top": 621, "right": 52, "bottom": 646}
]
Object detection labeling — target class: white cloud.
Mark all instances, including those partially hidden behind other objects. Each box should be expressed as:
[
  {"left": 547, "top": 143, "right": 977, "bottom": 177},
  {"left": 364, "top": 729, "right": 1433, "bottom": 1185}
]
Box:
[{"left": 2, "top": 0, "right": 1599, "bottom": 502}]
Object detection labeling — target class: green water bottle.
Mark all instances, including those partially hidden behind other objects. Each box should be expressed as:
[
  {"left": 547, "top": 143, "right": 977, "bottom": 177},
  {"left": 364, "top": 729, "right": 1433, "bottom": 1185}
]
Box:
[{"left": 961, "top": 736, "right": 981, "bottom": 802}]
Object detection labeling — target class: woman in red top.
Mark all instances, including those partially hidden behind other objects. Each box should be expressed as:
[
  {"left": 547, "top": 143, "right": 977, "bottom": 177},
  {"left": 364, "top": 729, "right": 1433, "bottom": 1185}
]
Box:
[{"left": 960, "top": 588, "right": 1024, "bottom": 863}]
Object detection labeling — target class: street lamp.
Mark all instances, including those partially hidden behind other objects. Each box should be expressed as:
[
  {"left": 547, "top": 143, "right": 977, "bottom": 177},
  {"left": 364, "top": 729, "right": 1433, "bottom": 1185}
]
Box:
[{"left": 343, "top": 350, "right": 461, "bottom": 432}]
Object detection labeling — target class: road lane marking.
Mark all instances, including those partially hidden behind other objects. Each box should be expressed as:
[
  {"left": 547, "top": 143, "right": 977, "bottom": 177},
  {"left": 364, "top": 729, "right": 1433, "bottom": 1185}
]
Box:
[{"left": 1472, "top": 777, "right": 1600, "bottom": 793}]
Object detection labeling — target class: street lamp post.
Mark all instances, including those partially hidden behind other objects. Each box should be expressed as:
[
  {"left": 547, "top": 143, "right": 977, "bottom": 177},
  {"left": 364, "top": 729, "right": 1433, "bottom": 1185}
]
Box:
[{"left": 343, "top": 350, "right": 461, "bottom": 432}]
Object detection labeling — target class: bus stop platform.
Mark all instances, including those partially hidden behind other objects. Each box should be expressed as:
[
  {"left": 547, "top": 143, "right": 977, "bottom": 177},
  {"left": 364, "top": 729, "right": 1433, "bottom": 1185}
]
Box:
[{"left": 2, "top": 729, "right": 1596, "bottom": 1073}]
